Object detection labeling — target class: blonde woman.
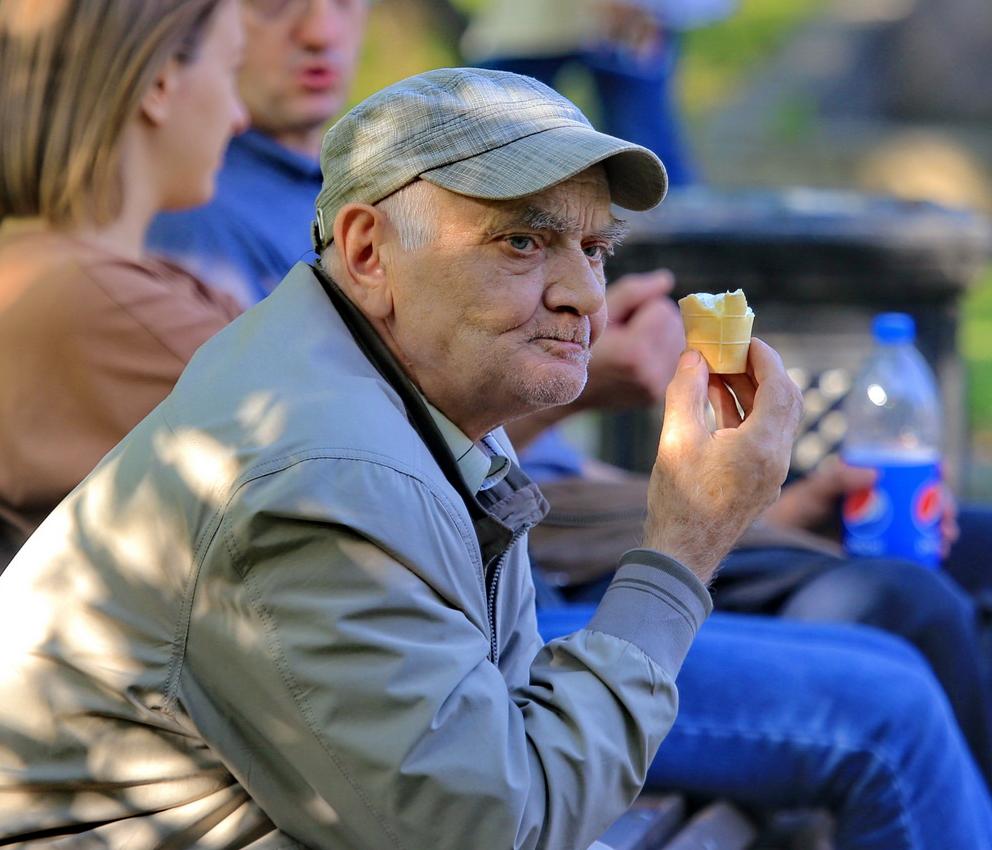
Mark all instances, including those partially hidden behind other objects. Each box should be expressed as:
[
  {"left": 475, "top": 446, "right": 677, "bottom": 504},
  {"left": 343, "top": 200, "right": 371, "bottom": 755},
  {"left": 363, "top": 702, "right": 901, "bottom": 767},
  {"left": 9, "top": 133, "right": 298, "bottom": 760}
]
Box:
[{"left": 0, "top": 0, "right": 247, "bottom": 562}]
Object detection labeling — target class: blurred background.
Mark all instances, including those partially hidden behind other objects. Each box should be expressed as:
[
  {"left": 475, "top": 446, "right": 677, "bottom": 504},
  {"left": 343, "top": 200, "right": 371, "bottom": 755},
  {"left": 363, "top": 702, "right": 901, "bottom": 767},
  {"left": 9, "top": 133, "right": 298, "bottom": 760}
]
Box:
[{"left": 350, "top": 0, "right": 992, "bottom": 497}]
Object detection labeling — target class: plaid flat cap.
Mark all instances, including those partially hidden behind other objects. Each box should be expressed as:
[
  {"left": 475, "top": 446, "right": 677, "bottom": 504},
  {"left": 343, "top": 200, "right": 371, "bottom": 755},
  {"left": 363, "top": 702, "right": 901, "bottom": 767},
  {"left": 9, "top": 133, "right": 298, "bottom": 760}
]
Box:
[{"left": 312, "top": 67, "right": 668, "bottom": 249}]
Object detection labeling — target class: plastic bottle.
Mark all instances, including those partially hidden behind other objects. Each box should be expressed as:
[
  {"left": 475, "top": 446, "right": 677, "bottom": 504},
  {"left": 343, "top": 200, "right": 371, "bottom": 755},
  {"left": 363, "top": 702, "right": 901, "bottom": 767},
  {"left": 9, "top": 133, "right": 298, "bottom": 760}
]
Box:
[{"left": 840, "top": 313, "right": 943, "bottom": 568}]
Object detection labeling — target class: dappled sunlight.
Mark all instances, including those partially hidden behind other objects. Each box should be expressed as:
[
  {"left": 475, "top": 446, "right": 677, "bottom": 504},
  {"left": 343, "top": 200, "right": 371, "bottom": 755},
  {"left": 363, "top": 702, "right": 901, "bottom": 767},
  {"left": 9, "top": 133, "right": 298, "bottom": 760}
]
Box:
[
  {"left": 0, "top": 554, "right": 55, "bottom": 695},
  {"left": 153, "top": 428, "right": 239, "bottom": 508},
  {"left": 236, "top": 391, "right": 289, "bottom": 447},
  {"left": 302, "top": 791, "right": 341, "bottom": 824},
  {"left": 78, "top": 463, "right": 181, "bottom": 573}
]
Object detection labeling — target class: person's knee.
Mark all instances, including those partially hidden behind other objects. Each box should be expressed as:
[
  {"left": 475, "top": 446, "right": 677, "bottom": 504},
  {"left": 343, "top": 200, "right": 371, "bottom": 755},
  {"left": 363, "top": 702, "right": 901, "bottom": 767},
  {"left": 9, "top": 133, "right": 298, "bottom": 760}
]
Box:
[
  {"left": 781, "top": 559, "right": 972, "bottom": 636},
  {"left": 662, "top": 625, "right": 959, "bottom": 819}
]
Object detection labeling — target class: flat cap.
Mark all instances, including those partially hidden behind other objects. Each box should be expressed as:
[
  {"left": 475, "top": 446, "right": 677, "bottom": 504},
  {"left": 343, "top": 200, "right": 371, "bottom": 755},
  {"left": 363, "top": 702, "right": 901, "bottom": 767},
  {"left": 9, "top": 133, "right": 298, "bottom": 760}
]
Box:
[{"left": 313, "top": 67, "right": 667, "bottom": 249}]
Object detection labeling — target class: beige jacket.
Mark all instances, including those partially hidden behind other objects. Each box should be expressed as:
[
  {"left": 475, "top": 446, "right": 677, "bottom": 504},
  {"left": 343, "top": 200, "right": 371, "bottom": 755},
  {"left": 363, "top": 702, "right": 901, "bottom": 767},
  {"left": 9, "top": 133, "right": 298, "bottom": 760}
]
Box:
[{"left": 0, "top": 263, "right": 710, "bottom": 848}]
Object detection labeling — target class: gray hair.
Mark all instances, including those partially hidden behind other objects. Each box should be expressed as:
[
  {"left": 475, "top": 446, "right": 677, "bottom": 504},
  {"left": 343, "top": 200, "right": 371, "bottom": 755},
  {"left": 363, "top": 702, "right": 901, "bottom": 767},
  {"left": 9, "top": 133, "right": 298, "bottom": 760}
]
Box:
[
  {"left": 320, "top": 179, "right": 438, "bottom": 276},
  {"left": 374, "top": 180, "right": 438, "bottom": 250}
]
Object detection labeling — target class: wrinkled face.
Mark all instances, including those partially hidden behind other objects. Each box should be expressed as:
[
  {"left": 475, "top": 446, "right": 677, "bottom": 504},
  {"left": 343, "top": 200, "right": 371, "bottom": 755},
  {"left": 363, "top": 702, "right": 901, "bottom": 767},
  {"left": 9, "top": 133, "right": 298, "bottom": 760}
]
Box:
[
  {"left": 381, "top": 168, "right": 622, "bottom": 438},
  {"left": 238, "top": 0, "right": 367, "bottom": 152},
  {"left": 159, "top": 0, "right": 248, "bottom": 209}
]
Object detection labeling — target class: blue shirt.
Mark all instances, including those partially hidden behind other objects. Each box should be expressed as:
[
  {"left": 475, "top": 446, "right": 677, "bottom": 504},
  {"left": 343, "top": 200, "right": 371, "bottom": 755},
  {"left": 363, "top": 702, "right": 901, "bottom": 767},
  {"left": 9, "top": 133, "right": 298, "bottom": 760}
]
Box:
[
  {"left": 147, "top": 130, "right": 323, "bottom": 306},
  {"left": 518, "top": 427, "right": 585, "bottom": 482}
]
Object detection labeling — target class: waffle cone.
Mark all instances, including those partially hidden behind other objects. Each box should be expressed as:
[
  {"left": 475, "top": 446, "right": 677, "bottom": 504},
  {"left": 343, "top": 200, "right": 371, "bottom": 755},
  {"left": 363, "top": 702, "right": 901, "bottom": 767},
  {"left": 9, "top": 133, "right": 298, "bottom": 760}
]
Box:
[{"left": 680, "top": 311, "right": 754, "bottom": 374}]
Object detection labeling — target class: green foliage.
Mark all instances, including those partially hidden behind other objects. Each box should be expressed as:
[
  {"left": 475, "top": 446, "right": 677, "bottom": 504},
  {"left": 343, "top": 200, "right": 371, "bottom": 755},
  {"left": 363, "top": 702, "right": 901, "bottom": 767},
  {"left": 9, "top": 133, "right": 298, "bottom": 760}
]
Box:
[
  {"left": 679, "top": 0, "right": 823, "bottom": 118},
  {"left": 962, "top": 266, "right": 992, "bottom": 432},
  {"left": 355, "top": 0, "right": 826, "bottom": 120}
]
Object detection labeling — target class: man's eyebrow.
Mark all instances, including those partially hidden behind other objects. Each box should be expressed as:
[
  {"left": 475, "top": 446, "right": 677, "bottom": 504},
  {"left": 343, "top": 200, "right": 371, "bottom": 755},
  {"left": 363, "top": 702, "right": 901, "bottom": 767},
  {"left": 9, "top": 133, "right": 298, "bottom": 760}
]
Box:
[
  {"left": 596, "top": 217, "right": 630, "bottom": 247},
  {"left": 520, "top": 206, "right": 572, "bottom": 234},
  {"left": 499, "top": 206, "right": 630, "bottom": 246}
]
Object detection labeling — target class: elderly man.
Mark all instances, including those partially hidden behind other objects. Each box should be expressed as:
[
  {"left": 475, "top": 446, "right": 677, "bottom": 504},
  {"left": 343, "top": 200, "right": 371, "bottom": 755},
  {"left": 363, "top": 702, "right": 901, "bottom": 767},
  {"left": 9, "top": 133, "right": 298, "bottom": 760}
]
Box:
[
  {"left": 4, "top": 69, "right": 992, "bottom": 850},
  {"left": 0, "top": 67, "right": 799, "bottom": 847}
]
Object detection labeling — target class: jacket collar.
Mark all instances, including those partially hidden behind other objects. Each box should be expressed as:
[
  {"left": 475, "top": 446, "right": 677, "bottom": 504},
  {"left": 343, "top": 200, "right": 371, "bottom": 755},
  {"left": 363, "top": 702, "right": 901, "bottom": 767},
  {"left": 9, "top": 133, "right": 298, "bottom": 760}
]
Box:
[{"left": 307, "top": 264, "right": 548, "bottom": 567}]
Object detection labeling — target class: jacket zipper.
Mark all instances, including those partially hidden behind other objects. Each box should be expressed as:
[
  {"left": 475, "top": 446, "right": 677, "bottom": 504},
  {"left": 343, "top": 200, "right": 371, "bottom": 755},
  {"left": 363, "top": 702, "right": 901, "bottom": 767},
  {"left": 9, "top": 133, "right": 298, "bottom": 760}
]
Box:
[{"left": 486, "top": 526, "right": 527, "bottom": 666}]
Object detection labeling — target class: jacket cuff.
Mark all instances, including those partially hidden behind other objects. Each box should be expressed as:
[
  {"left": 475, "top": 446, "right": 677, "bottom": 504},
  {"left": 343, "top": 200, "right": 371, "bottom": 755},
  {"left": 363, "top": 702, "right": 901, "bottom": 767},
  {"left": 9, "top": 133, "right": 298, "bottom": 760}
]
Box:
[{"left": 586, "top": 549, "right": 713, "bottom": 675}]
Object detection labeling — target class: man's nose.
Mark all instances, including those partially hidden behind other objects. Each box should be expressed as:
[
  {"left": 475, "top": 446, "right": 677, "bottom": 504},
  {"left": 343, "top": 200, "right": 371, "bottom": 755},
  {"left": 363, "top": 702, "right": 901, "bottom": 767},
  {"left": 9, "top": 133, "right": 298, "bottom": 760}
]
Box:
[
  {"left": 231, "top": 97, "right": 251, "bottom": 136},
  {"left": 293, "top": 0, "right": 343, "bottom": 48},
  {"left": 544, "top": 248, "right": 606, "bottom": 316}
]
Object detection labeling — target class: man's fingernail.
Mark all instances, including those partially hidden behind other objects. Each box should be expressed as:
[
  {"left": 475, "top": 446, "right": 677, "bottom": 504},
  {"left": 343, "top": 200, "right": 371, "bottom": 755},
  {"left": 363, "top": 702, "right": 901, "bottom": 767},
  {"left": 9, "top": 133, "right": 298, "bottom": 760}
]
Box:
[{"left": 679, "top": 349, "right": 701, "bottom": 370}]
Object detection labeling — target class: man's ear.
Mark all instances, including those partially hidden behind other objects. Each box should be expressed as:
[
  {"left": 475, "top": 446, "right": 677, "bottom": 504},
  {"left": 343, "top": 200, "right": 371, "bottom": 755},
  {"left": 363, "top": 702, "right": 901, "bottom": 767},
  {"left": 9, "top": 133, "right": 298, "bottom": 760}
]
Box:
[
  {"left": 139, "top": 57, "right": 181, "bottom": 126},
  {"left": 333, "top": 203, "right": 393, "bottom": 320}
]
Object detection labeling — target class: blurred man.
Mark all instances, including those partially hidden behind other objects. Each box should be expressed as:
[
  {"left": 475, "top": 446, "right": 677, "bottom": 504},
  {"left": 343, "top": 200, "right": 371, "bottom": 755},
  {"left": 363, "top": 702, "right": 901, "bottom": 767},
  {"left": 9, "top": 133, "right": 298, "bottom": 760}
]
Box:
[{"left": 148, "top": 0, "right": 369, "bottom": 304}]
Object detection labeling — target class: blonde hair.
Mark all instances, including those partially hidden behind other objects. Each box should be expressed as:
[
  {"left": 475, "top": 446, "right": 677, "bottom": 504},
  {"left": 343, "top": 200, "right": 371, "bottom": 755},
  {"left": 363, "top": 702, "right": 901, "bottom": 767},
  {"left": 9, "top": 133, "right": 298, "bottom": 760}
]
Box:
[{"left": 0, "top": 0, "right": 224, "bottom": 227}]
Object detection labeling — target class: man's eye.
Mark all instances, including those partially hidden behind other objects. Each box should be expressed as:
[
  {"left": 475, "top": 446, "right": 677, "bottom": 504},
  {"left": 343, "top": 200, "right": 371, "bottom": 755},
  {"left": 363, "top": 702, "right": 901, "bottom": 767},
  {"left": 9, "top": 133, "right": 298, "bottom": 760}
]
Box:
[
  {"left": 583, "top": 243, "right": 609, "bottom": 261},
  {"left": 507, "top": 235, "right": 538, "bottom": 252}
]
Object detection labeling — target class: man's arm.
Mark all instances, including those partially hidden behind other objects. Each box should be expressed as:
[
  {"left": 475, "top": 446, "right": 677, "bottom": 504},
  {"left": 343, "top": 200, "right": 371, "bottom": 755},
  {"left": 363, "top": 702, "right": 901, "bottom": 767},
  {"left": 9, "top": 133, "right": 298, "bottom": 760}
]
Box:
[{"left": 182, "top": 461, "right": 707, "bottom": 850}]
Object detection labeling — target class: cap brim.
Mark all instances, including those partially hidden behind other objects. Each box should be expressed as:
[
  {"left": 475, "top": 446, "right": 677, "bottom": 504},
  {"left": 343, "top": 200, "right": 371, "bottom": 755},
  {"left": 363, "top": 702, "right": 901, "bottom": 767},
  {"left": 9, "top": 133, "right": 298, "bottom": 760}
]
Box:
[{"left": 418, "top": 124, "right": 668, "bottom": 211}]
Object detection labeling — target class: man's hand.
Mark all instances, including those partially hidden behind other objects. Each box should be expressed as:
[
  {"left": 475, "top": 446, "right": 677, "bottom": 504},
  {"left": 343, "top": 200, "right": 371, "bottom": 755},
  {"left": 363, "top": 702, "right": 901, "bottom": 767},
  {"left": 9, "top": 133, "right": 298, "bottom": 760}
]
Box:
[
  {"left": 939, "top": 486, "right": 960, "bottom": 558},
  {"left": 763, "top": 456, "right": 876, "bottom": 533},
  {"left": 599, "top": 1, "right": 665, "bottom": 61},
  {"left": 643, "top": 340, "right": 803, "bottom": 583},
  {"left": 763, "top": 455, "right": 960, "bottom": 556},
  {"left": 580, "top": 270, "right": 684, "bottom": 410}
]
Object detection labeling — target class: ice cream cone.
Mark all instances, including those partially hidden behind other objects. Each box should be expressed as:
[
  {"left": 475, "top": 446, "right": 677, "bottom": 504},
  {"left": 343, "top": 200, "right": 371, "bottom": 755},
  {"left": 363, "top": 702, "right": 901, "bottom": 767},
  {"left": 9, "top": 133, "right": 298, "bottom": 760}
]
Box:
[{"left": 678, "top": 290, "right": 754, "bottom": 374}]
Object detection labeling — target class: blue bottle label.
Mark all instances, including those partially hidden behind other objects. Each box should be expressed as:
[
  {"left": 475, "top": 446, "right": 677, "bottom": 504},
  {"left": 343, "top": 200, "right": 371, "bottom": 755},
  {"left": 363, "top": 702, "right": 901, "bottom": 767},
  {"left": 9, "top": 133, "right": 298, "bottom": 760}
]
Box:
[{"left": 841, "top": 453, "right": 942, "bottom": 568}]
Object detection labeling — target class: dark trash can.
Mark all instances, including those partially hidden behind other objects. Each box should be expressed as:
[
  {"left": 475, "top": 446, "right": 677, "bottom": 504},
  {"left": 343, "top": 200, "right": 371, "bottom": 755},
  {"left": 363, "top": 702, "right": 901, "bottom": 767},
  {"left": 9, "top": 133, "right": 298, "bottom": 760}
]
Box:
[{"left": 602, "top": 186, "right": 992, "bottom": 486}]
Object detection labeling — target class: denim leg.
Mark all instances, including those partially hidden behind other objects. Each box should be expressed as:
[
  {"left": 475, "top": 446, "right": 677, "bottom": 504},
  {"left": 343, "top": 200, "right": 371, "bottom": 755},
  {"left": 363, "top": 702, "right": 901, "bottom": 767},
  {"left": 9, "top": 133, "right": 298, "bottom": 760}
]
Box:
[
  {"left": 651, "top": 614, "right": 992, "bottom": 849},
  {"left": 944, "top": 503, "right": 992, "bottom": 597},
  {"left": 777, "top": 556, "right": 992, "bottom": 785},
  {"left": 474, "top": 55, "right": 572, "bottom": 90},
  {"left": 536, "top": 608, "right": 992, "bottom": 850},
  {"left": 585, "top": 46, "right": 695, "bottom": 187}
]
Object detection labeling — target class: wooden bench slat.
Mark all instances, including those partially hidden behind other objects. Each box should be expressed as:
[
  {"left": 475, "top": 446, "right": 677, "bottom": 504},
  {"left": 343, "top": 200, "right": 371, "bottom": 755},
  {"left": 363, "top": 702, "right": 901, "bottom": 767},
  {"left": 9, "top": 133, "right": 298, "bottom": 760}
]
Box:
[{"left": 657, "top": 801, "right": 758, "bottom": 850}]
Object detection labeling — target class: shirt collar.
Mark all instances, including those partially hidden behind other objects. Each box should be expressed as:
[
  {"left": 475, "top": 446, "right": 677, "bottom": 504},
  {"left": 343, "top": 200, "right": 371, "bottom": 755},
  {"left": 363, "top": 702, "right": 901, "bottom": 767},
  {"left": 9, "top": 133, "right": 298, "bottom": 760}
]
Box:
[
  {"left": 424, "top": 403, "right": 510, "bottom": 496},
  {"left": 230, "top": 129, "right": 323, "bottom": 181}
]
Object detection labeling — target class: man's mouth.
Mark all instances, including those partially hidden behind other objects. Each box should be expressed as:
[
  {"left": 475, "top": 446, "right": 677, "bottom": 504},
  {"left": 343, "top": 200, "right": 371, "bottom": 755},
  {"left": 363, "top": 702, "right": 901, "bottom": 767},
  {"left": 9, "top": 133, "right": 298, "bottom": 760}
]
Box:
[
  {"left": 530, "top": 327, "right": 590, "bottom": 346},
  {"left": 298, "top": 63, "right": 340, "bottom": 93},
  {"left": 529, "top": 327, "right": 591, "bottom": 360}
]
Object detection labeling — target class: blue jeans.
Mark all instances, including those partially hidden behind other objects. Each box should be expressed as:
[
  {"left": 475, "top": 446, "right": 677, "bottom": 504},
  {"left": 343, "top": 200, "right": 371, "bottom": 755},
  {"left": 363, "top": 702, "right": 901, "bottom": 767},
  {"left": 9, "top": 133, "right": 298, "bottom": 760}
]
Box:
[
  {"left": 538, "top": 607, "right": 992, "bottom": 850},
  {"left": 560, "top": 505, "right": 992, "bottom": 786},
  {"left": 716, "top": 506, "right": 992, "bottom": 785}
]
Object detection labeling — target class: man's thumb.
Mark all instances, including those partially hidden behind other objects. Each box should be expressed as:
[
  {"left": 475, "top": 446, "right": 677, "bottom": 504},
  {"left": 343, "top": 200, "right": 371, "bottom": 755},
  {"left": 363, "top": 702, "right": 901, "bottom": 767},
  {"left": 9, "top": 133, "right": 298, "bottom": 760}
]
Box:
[{"left": 661, "top": 350, "right": 709, "bottom": 438}]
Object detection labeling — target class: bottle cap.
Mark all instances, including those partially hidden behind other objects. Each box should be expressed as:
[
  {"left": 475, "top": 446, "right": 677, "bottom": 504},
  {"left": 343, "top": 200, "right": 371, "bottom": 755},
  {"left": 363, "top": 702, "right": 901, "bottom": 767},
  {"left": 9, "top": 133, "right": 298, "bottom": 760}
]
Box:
[{"left": 872, "top": 312, "right": 915, "bottom": 344}]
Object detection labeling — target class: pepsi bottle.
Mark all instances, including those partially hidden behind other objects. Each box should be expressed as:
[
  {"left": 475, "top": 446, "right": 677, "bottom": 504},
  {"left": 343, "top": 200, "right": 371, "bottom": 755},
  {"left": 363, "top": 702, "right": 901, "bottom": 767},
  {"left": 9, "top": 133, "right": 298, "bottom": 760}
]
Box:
[{"left": 841, "top": 313, "right": 943, "bottom": 568}]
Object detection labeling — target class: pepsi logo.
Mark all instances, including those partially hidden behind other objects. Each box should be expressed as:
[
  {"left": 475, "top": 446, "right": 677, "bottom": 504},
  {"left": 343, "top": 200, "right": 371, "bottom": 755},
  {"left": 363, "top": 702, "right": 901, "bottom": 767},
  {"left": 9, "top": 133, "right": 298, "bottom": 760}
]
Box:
[
  {"left": 843, "top": 487, "right": 893, "bottom": 536},
  {"left": 912, "top": 482, "right": 942, "bottom": 530}
]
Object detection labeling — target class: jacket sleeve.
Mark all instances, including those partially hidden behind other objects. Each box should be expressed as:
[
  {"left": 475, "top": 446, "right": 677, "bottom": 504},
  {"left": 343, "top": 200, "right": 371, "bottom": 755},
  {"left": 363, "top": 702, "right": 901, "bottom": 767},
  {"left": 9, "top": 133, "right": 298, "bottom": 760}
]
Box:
[{"left": 180, "top": 459, "right": 710, "bottom": 850}]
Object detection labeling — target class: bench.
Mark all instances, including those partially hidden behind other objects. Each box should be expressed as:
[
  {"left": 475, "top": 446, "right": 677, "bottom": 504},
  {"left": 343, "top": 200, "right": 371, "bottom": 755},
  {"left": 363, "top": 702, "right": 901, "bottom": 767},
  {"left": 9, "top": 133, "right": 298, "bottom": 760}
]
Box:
[{"left": 596, "top": 795, "right": 834, "bottom": 850}]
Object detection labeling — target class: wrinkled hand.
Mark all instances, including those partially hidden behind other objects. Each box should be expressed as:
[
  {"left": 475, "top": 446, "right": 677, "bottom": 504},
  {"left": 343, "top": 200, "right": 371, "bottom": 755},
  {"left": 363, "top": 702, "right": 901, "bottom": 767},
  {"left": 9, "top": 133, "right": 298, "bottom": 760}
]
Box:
[
  {"left": 644, "top": 340, "right": 804, "bottom": 583},
  {"left": 579, "top": 270, "right": 684, "bottom": 411},
  {"left": 599, "top": 0, "right": 664, "bottom": 60},
  {"left": 939, "top": 486, "right": 960, "bottom": 558},
  {"left": 763, "top": 455, "right": 876, "bottom": 532}
]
